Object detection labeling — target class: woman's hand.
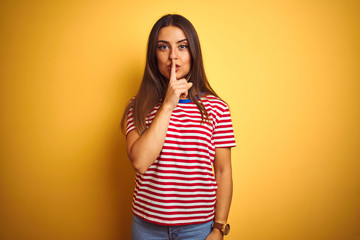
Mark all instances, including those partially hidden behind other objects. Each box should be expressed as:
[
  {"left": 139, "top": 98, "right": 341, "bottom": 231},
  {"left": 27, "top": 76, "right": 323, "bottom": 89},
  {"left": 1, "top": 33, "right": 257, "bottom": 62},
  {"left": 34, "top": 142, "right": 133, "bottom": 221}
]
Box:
[
  {"left": 162, "top": 59, "right": 193, "bottom": 111},
  {"left": 205, "top": 229, "right": 223, "bottom": 240}
]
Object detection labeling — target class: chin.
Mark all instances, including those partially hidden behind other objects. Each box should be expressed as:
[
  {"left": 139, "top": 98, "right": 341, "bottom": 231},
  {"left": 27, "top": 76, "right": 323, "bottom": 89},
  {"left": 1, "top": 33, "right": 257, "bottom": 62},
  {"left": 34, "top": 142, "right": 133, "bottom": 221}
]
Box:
[{"left": 177, "top": 71, "right": 189, "bottom": 79}]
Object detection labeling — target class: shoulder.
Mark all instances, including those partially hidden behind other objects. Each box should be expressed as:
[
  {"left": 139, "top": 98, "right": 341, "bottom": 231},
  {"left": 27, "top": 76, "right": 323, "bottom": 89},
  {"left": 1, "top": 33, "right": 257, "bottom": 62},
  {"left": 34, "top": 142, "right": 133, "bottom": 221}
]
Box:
[
  {"left": 129, "top": 96, "right": 136, "bottom": 103},
  {"left": 201, "top": 94, "right": 229, "bottom": 110},
  {"left": 125, "top": 96, "right": 136, "bottom": 109}
]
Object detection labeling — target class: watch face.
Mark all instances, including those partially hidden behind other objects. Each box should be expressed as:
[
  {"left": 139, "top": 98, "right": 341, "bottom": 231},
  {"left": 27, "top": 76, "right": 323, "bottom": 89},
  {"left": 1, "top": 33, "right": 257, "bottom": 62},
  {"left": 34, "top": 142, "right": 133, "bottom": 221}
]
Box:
[{"left": 224, "top": 224, "right": 230, "bottom": 235}]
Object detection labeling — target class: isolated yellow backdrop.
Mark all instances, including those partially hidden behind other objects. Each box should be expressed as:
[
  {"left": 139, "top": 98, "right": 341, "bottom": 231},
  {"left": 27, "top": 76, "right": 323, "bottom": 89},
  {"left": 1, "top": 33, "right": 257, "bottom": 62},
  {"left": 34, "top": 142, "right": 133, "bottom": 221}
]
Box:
[{"left": 0, "top": 0, "right": 359, "bottom": 239}]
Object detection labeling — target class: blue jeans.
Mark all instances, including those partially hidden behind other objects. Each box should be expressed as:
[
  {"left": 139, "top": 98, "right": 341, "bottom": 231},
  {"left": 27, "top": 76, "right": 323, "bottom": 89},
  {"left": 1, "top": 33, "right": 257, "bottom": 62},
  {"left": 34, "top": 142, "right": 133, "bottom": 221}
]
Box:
[{"left": 131, "top": 214, "right": 213, "bottom": 240}]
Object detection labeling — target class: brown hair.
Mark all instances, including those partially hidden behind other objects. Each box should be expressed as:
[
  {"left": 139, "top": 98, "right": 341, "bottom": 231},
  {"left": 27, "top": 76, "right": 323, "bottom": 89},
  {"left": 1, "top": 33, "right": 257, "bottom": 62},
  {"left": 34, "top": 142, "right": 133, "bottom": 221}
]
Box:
[{"left": 121, "top": 14, "right": 220, "bottom": 134}]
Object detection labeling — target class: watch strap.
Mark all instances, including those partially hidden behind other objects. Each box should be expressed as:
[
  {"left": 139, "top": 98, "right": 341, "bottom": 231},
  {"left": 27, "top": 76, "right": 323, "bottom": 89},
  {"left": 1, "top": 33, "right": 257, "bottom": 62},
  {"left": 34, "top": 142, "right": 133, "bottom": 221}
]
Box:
[{"left": 212, "top": 222, "right": 230, "bottom": 235}]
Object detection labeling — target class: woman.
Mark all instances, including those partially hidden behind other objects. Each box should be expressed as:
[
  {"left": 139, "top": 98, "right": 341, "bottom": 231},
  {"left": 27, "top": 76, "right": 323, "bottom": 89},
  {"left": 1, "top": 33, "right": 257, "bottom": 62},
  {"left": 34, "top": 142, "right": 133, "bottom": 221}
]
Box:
[{"left": 121, "top": 14, "right": 236, "bottom": 240}]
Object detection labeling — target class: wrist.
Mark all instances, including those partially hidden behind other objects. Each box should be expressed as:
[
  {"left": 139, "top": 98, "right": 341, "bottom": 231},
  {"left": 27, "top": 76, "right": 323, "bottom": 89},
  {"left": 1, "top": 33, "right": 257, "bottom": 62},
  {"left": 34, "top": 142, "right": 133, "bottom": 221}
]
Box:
[
  {"left": 214, "top": 219, "right": 227, "bottom": 224},
  {"left": 212, "top": 221, "right": 230, "bottom": 236},
  {"left": 212, "top": 227, "right": 222, "bottom": 234},
  {"left": 159, "top": 103, "right": 174, "bottom": 115}
]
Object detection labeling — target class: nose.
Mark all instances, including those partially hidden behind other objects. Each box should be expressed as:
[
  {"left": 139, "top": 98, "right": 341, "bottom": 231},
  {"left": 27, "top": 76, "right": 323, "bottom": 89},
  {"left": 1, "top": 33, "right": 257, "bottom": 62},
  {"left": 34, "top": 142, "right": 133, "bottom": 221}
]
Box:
[{"left": 170, "top": 47, "right": 178, "bottom": 60}]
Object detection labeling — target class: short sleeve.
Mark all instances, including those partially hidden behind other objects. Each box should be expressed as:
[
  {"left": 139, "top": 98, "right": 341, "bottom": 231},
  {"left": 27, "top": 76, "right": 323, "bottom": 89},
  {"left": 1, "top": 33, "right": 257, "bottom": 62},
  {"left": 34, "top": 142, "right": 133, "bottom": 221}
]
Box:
[
  {"left": 126, "top": 107, "right": 136, "bottom": 136},
  {"left": 213, "top": 104, "right": 236, "bottom": 148}
]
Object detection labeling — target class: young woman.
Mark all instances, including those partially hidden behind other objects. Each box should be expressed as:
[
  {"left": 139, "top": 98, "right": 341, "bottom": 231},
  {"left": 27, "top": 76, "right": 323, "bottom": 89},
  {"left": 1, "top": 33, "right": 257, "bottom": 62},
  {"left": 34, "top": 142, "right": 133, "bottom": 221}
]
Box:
[{"left": 121, "top": 14, "right": 236, "bottom": 240}]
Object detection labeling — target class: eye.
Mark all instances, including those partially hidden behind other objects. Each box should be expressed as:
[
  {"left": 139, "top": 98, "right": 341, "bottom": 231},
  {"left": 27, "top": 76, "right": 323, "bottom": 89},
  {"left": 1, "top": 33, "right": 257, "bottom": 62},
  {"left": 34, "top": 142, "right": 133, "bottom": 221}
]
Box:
[
  {"left": 157, "top": 44, "right": 169, "bottom": 50},
  {"left": 179, "top": 44, "right": 188, "bottom": 50}
]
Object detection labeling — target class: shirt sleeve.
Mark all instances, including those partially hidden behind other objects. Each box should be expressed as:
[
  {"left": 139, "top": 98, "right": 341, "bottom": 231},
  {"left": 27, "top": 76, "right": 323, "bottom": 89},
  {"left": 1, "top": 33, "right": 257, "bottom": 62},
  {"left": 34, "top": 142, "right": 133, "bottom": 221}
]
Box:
[
  {"left": 213, "top": 104, "right": 236, "bottom": 148},
  {"left": 126, "top": 107, "right": 136, "bottom": 136}
]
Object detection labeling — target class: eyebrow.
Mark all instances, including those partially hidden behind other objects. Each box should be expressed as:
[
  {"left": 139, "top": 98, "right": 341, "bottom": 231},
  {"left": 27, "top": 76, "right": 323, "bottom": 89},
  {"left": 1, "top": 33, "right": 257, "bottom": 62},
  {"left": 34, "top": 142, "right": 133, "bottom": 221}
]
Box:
[{"left": 157, "top": 39, "right": 188, "bottom": 44}]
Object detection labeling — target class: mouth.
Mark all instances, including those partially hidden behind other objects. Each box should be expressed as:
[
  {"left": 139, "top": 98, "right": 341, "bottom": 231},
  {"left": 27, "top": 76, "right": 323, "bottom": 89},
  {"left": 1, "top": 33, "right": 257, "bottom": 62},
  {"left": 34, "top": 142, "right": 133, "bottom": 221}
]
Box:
[{"left": 167, "top": 64, "right": 180, "bottom": 71}]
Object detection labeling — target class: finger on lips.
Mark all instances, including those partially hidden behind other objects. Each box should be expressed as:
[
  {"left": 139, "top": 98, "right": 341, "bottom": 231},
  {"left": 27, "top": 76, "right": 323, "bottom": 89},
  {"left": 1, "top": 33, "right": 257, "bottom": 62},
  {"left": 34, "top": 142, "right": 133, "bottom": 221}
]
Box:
[
  {"left": 170, "top": 60, "right": 177, "bottom": 82},
  {"left": 168, "top": 60, "right": 193, "bottom": 99}
]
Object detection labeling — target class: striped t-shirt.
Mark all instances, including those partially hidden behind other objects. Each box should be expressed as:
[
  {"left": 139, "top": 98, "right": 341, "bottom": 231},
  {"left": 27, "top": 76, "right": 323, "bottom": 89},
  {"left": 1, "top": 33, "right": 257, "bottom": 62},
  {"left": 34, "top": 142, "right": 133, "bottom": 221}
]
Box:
[{"left": 126, "top": 94, "right": 236, "bottom": 226}]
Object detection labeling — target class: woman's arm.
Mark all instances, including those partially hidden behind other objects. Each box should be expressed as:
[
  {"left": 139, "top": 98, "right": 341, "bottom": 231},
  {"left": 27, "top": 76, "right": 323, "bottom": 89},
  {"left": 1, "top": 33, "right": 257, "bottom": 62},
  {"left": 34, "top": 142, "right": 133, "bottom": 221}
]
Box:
[
  {"left": 126, "top": 60, "right": 192, "bottom": 174},
  {"left": 126, "top": 105, "right": 173, "bottom": 174},
  {"left": 206, "top": 147, "right": 233, "bottom": 240}
]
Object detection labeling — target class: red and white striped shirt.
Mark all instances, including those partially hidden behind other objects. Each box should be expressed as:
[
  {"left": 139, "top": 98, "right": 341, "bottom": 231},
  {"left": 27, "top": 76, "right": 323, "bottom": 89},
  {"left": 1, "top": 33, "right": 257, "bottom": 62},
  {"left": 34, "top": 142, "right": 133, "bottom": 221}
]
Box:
[{"left": 126, "top": 94, "right": 236, "bottom": 226}]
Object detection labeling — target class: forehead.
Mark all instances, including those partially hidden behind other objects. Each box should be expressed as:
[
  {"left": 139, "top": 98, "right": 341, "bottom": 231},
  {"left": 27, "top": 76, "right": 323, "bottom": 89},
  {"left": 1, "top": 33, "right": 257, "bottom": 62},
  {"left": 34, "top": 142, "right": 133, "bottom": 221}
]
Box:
[{"left": 157, "top": 26, "right": 187, "bottom": 42}]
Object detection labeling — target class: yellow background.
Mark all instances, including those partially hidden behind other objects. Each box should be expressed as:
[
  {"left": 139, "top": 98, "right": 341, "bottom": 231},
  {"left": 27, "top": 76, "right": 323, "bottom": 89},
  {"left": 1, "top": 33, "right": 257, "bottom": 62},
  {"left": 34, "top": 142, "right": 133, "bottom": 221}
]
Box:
[{"left": 0, "top": 0, "right": 359, "bottom": 239}]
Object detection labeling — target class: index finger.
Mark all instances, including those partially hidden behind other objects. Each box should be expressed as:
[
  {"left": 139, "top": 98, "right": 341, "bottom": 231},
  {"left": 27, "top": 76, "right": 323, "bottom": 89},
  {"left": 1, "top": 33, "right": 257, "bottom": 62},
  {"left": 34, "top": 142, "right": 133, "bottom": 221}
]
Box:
[{"left": 170, "top": 59, "right": 177, "bottom": 82}]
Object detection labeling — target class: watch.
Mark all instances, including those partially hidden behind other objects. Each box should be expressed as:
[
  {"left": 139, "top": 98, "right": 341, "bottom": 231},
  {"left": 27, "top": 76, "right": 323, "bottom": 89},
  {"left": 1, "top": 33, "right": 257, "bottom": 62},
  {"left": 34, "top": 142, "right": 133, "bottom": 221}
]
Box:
[{"left": 212, "top": 222, "right": 230, "bottom": 235}]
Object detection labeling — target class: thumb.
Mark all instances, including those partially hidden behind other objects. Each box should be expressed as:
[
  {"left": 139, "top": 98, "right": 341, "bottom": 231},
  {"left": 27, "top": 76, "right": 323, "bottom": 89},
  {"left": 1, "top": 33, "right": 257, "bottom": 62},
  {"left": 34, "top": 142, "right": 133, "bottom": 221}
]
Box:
[
  {"left": 187, "top": 82, "right": 193, "bottom": 89},
  {"left": 182, "top": 82, "right": 193, "bottom": 98}
]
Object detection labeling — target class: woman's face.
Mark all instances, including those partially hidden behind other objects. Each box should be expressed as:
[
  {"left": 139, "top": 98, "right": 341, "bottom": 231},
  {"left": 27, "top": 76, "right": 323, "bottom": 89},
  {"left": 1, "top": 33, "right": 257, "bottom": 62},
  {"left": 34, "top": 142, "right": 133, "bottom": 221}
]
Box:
[{"left": 156, "top": 26, "right": 191, "bottom": 80}]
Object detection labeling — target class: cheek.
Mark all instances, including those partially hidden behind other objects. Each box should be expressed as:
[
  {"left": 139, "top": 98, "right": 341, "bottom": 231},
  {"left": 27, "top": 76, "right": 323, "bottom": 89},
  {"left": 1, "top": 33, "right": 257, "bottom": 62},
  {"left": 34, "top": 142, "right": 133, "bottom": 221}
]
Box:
[
  {"left": 156, "top": 56, "right": 163, "bottom": 71},
  {"left": 156, "top": 56, "right": 169, "bottom": 77},
  {"left": 184, "top": 53, "right": 191, "bottom": 66},
  {"left": 185, "top": 56, "right": 191, "bottom": 70},
  {"left": 157, "top": 55, "right": 167, "bottom": 68}
]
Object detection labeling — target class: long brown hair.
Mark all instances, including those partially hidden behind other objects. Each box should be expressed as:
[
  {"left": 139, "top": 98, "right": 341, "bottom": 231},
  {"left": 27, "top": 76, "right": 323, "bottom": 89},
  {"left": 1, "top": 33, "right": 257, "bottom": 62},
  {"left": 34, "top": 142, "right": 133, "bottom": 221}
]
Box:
[{"left": 121, "top": 14, "right": 220, "bottom": 135}]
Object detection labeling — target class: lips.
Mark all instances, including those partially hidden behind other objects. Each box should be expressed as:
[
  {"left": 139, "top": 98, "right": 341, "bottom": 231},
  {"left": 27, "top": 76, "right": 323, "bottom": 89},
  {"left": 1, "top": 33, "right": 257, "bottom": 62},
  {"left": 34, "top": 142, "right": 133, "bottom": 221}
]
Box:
[{"left": 167, "top": 64, "right": 180, "bottom": 71}]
